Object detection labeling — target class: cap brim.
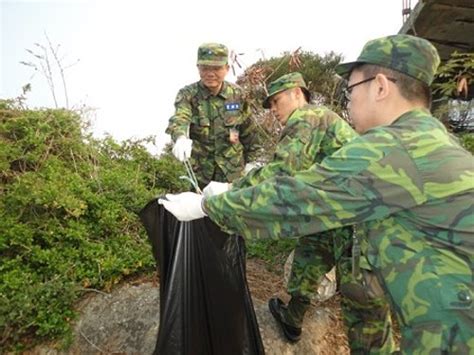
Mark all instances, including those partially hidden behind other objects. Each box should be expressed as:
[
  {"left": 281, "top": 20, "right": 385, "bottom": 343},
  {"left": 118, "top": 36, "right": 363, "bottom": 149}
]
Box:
[
  {"left": 262, "top": 88, "right": 284, "bottom": 109},
  {"left": 335, "top": 61, "right": 359, "bottom": 78},
  {"left": 263, "top": 86, "right": 312, "bottom": 109},
  {"left": 197, "top": 60, "right": 228, "bottom": 66}
]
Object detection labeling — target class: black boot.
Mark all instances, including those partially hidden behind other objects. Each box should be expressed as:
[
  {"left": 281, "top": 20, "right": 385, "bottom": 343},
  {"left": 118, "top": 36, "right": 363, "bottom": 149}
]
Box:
[
  {"left": 286, "top": 294, "right": 311, "bottom": 327},
  {"left": 268, "top": 297, "right": 303, "bottom": 342}
]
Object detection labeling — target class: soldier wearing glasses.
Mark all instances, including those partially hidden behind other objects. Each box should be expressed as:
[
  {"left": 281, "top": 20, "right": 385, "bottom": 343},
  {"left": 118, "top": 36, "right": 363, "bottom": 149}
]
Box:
[
  {"left": 161, "top": 34, "right": 474, "bottom": 353},
  {"left": 166, "top": 43, "right": 261, "bottom": 188}
]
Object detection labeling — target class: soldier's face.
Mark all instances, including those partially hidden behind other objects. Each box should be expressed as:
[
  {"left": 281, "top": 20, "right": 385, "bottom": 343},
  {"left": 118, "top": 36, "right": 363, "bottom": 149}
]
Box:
[
  {"left": 347, "top": 70, "right": 376, "bottom": 133},
  {"left": 269, "top": 89, "right": 298, "bottom": 125},
  {"left": 198, "top": 65, "right": 229, "bottom": 91}
]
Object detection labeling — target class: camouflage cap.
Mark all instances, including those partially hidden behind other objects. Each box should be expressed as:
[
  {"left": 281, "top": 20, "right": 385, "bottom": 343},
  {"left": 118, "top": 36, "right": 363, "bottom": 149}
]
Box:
[
  {"left": 197, "top": 43, "right": 228, "bottom": 66},
  {"left": 335, "top": 34, "right": 440, "bottom": 85},
  {"left": 263, "top": 72, "right": 311, "bottom": 109}
]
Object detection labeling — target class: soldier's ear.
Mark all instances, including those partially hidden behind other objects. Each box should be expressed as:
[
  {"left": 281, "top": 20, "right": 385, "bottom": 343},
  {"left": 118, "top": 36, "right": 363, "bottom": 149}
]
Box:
[
  {"left": 295, "top": 87, "right": 305, "bottom": 101},
  {"left": 374, "top": 74, "right": 391, "bottom": 101}
]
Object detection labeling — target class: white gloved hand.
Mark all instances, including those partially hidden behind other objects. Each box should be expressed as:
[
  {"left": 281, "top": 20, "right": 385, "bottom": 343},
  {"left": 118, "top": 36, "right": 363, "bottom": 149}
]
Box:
[
  {"left": 158, "top": 192, "right": 206, "bottom": 221},
  {"left": 172, "top": 136, "right": 193, "bottom": 162},
  {"left": 244, "top": 162, "right": 262, "bottom": 174},
  {"left": 203, "top": 181, "right": 230, "bottom": 198}
]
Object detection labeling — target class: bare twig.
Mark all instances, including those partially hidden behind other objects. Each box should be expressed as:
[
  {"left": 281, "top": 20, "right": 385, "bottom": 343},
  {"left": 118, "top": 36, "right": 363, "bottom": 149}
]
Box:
[
  {"left": 45, "top": 32, "right": 71, "bottom": 109},
  {"left": 21, "top": 33, "right": 79, "bottom": 109},
  {"left": 79, "top": 330, "right": 106, "bottom": 353},
  {"left": 78, "top": 287, "right": 110, "bottom": 296},
  {"left": 37, "top": 42, "right": 59, "bottom": 108},
  {"left": 70, "top": 148, "right": 78, "bottom": 173},
  {"left": 264, "top": 48, "right": 302, "bottom": 82}
]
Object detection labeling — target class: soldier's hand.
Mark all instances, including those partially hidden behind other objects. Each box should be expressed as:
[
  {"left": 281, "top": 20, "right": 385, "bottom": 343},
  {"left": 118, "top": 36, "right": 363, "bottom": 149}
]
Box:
[
  {"left": 203, "top": 181, "right": 230, "bottom": 198},
  {"left": 172, "top": 136, "right": 193, "bottom": 162},
  {"left": 158, "top": 192, "right": 206, "bottom": 221}
]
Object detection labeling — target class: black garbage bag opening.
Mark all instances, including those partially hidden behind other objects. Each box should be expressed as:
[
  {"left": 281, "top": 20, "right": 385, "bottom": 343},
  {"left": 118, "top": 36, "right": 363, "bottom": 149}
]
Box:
[{"left": 139, "top": 199, "right": 265, "bottom": 355}]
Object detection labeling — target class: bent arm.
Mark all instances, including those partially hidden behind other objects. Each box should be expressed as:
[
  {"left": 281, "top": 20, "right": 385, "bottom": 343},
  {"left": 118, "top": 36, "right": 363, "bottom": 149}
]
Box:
[{"left": 205, "top": 132, "right": 425, "bottom": 239}]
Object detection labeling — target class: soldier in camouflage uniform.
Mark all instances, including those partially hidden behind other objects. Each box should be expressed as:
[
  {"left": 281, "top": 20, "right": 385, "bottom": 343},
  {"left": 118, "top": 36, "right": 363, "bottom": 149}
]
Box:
[
  {"left": 204, "top": 72, "right": 395, "bottom": 352},
  {"left": 161, "top": 34, "right": 474, "bottom": 353},
  {"left": 166, "top": 43, "right": 261, "bottom": 189}
]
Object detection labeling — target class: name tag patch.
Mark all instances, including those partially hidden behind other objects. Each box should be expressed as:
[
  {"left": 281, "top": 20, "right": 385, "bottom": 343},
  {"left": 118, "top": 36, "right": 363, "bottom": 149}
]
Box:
[{"left": 225, "top": 103, "right": 240, "bottom": 111}]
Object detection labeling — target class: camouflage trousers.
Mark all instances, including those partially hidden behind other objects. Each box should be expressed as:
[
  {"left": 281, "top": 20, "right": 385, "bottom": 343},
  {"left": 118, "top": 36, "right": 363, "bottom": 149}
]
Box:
[{"left": 287, "top": 229, "right": 396, "bottom": 354}]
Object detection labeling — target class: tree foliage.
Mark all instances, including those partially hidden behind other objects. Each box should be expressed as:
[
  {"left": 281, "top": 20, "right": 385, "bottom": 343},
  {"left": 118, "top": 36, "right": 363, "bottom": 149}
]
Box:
[
  {"left": 0, "top": 99, "right": 187, "bottom": 350},
  {"left": 432, "top": 52, "right": 474, "bottom": 133},
  {"left": 432, "top": 52, "right": 473, "bottom": 100}
]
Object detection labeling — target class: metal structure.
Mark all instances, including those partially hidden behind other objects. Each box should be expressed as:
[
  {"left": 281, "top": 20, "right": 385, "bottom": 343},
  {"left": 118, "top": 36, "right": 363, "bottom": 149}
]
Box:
[
  {"left": 400, "top": 0, "right": 473, "bottom": 130},
  {"left": 399, "top": 0, "right": 474, "bottom": 61},
  {"left": 402, "top": 0, "right": 412, "bottom": 23}
]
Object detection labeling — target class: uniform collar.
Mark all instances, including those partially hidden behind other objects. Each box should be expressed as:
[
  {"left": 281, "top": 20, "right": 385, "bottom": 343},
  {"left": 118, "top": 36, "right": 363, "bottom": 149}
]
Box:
[
  {"left": 286, "top": 103, "right": 312, "bottom": 125},
  {"left": 391, "top": 107, "right": 431, "bottom": 125},
  {"left": 198, "top": 81, "right": 229, "bottom": 99}
]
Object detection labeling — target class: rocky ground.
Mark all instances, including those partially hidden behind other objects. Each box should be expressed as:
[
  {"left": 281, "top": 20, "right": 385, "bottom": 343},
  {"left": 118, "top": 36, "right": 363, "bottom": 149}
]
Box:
[{"left": 27, "top": 259, "right": 349, "bottom": 355}]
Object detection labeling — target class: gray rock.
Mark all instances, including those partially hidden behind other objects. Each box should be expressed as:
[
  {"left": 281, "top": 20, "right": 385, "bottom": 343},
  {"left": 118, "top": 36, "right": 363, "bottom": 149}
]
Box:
[{"left": 70, "top": 283, "right": 159, "bottom": 354}]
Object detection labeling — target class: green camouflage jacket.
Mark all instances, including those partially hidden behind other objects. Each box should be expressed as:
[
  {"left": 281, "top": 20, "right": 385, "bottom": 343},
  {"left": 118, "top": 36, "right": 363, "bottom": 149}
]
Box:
[
  {"left": 205, "top": 108, "right": 474, "bottom": 348},
  {"left": 166, "top": 81, "right": 261, "bottom": 187},
  {"left": 232, "top": 104, "right": 356, "bottom": 189}
]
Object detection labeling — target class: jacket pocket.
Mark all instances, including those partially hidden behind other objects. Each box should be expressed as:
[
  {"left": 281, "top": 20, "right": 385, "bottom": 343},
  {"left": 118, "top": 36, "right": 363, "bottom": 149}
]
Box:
[{"left": 190, "top": 116, "right": 210, "bottom": 142}]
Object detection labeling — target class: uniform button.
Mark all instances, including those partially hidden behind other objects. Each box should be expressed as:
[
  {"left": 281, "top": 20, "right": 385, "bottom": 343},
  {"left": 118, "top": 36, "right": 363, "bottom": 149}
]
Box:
[{"left": 457, "top": 291, "right": 472, "bottom": 303}]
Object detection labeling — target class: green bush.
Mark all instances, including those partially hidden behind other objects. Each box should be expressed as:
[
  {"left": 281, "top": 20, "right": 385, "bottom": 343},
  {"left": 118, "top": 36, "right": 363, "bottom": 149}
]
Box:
[
  {"left": 0, "top": 100, "right": 187, "bottom": 349},
  {"left": 459, "top": 133, "right": 474, "bottom": 154},
  {"left": 246, "top": 238, "right": 297, "bottom": 270}
]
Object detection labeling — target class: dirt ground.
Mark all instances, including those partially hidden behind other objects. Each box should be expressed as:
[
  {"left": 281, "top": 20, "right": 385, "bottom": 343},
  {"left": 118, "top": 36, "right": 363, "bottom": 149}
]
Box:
[{"left": 245, "top": 258, "right": 350, "bottom": 354}]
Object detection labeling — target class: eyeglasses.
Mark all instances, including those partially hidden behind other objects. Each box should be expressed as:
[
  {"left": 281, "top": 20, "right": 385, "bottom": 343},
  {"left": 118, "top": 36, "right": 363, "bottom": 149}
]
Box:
[{"left": 342, "top": 76, "right": 397, "bottom": 104}]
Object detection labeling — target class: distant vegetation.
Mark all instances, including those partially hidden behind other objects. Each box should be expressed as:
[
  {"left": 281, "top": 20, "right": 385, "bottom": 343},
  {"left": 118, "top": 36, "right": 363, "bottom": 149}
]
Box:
[{"left": 431, "top": 51, "right": 473, "bottom": 151}]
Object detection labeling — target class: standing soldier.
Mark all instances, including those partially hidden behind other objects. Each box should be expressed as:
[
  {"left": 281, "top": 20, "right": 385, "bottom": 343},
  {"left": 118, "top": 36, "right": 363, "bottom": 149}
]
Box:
[
  {"left": 166, "top": 42, "right": 261, "bottom": 189},
  {"left": 203, "top": 72, "right": 395, "bottom": 352},
  {"left": 161, "top": 35, "right": 474, "bottom": 353}
]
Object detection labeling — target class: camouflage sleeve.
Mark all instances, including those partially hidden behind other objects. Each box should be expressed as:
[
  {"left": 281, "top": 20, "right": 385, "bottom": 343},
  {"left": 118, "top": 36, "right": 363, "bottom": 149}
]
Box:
[
  {"left": 233, "top": 110, "right": 357, "bottom": 190},
  {"left": 238, "top": 100, "right": 263, "bottom": 163},
  {"left": 204, "top": 130, "right": 427, "bottom": 239},
  {"left": 165, "top": 88, "right": 193, "bottom": 141},
  {"left": 232, "top": 117, "right": 319, "bottom": 189},
  {"left": 320, "top": 115, "right": 358, "bottom": 156}
]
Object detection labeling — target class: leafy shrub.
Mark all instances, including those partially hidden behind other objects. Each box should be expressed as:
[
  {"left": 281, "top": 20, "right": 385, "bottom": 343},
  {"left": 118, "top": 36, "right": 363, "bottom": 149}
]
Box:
[
  {"left": 0, "top": 100, "right": 187, "bottom": 349},
  {"left": 246, "top": 238, "right": 297, "bottom": 270},
  {"left": 459, "top": 133, "right": 474, "bottom": 154}
]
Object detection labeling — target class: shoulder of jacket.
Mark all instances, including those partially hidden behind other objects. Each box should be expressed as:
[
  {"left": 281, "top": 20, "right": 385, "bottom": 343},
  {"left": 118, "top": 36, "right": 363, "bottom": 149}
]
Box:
[
  {"left": 179, "top": 82, "right": 199, "bottom": 95},
  {"left": 224, "top": 81, "right": 245, "bottom": 95}
]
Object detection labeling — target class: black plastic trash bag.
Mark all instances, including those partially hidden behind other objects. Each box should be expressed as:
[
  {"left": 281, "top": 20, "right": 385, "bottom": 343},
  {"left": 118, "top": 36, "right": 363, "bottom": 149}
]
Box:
[{"left": 139, "top": 199, "right": 265, "bottom": 355}]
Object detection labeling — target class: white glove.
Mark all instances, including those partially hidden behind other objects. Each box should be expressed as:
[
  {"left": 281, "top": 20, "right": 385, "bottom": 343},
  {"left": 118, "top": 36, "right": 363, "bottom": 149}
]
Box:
[
  {"left": 244, "top": 162, "right": 262, "bottom": 174},
  {"left": 158, "top": 192, "right": 206, "bottom": 221},
  {"left": 203, "top": 181, "right": 230, "bottom": 198},
  {"left": 172, "top": 136, "right": 193, "bottom": 162}
]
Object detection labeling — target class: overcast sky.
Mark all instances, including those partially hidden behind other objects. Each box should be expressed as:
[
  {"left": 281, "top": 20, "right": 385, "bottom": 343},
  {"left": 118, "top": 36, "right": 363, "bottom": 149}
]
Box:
[{"left": 1, "top": 0, "right": 417, "bottom": 153}]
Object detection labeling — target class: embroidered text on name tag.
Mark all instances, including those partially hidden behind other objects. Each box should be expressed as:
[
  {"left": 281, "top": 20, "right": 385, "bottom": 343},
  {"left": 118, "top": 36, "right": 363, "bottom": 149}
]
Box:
[{"left": 225, "top": 103, "right": 240, "bottom": 111}]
